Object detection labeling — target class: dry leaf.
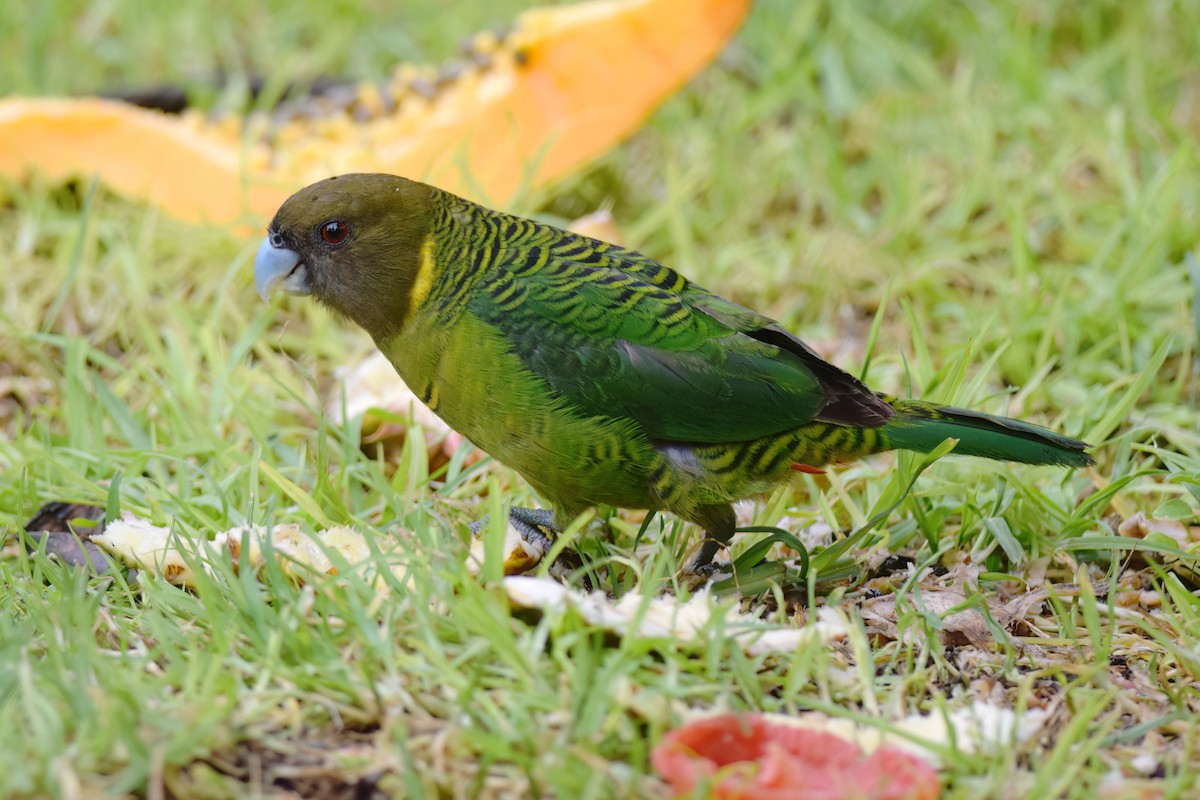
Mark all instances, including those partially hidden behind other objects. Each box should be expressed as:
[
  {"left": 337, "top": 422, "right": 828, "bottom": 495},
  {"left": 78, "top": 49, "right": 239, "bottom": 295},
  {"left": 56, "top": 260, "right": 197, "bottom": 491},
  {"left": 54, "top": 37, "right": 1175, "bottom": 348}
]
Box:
[
  {"left": 22, "top": 501, "right": 112, "bottom": 572},
  {"left": 1118, "top": 511, "right": 1199, "bottom": 546},
  {"left": 861, "top": 586, "right": 1049, "bottom": 649},
  {"left": 1117, "top": 511, "right": 1200, "bottom": 582}
]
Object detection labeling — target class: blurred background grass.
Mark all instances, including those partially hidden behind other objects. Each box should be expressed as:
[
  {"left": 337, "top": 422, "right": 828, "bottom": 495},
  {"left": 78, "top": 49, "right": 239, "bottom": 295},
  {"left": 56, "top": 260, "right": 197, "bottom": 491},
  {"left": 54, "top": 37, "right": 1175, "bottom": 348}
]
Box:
[{"left": 3, "top": 0, "right": 533, "bottom": 95}]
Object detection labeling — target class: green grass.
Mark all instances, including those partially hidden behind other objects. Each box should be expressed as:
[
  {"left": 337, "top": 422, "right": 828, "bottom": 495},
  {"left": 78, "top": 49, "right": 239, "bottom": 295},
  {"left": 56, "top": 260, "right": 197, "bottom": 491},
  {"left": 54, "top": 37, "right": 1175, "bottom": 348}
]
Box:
[{"left": 3, "top": 0, "right": 1200, "bottom": 797}]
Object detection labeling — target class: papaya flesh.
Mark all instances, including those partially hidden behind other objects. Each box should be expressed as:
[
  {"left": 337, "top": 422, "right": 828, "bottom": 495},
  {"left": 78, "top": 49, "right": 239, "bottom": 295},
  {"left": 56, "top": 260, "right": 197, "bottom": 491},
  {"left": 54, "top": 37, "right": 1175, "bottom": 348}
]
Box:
[{"left": 0, "top": 0, "right": 750, "bottom": 228}]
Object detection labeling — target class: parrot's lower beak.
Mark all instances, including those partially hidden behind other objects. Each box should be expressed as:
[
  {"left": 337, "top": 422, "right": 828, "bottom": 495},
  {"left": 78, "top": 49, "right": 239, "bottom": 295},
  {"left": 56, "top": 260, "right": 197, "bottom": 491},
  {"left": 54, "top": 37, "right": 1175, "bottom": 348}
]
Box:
[{"left": 254, "top": 236, "right": 310, "bottom": 302}]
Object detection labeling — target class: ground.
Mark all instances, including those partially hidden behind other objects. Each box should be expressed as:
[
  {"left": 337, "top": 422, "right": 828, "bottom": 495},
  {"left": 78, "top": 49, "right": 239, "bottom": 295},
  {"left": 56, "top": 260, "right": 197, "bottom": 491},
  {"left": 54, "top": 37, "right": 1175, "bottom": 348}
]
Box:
[{"left": 1, "top": 0, "right": 1198, "bottom": 797}]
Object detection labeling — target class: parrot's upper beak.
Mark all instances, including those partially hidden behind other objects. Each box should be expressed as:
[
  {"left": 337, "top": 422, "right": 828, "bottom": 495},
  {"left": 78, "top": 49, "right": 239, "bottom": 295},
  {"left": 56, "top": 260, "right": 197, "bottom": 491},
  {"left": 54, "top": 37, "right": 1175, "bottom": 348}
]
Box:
[{"left": 254, "top": 236, "right": 309, "bottom": 302}]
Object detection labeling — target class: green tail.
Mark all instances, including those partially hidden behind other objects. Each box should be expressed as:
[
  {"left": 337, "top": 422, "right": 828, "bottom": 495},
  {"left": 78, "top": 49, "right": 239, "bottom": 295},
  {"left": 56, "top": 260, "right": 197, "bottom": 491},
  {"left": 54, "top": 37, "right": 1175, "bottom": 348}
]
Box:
[{"left": 880, "top": 398, "right": 1094, "bottom": 468}]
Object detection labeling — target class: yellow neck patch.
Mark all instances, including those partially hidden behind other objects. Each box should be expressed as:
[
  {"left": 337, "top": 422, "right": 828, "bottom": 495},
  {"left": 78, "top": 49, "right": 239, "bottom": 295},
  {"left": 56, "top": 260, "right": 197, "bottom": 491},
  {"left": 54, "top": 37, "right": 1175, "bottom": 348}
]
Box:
[{"left": 408, "top": 235, "right": 436, "bottom": 321}]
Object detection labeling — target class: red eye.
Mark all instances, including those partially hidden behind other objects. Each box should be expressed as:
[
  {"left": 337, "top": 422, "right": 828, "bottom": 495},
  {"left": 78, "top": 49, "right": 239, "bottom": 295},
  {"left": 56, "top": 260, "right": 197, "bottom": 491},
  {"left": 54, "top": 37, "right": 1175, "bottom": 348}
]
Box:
[{"left": 320, "top": 220, "right": 350, "bottom": 245}]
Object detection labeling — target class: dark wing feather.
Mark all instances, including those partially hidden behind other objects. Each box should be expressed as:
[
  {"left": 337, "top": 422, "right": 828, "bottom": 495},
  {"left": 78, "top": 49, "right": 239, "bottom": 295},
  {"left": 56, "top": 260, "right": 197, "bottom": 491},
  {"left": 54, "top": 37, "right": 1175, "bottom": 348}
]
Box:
[{"left": 685, "top": 293, "right": 894, "bottom": 427}]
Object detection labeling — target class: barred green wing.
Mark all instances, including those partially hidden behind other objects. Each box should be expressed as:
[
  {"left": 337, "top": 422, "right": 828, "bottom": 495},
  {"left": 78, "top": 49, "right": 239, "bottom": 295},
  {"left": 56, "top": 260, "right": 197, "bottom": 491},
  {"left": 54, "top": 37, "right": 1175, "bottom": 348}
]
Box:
[
  {"left": 680, "top": 291, "right": 893, "bottom": 428},
  {"left": 464, "top": 230, "right": 890, "bottom": 443}
]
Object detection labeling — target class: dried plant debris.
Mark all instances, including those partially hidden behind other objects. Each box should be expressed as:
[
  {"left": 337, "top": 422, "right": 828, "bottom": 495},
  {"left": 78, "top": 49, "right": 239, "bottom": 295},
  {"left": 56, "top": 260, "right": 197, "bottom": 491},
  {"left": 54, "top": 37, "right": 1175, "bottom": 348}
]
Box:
[
  {"left": 559, "top": 208, "right": 625, "bottom": 246},
  {"left": 17, "top": 495, "right": 576, "bottom": 595},
  {"left": 859, "top": 581, "right": 1050, "bottom": 650},
  {"left": 1118, "top": 510, "right": 1200, "bottom": 583},
  {"left": 1118, "top": 511, "right": 1200, "bottom": 547},
  {"left": 173, "top": 713, "right": 555, "bottom": 799},
  {"left": 21, "top": 501, "right": 113, "bottom": 572},
  {"left": 171, "top": 728, "right": 401, "bottom": 800},
  {"left": 0, "top": 363, "right": 54, "bottom": 424},
  {"left": 833, "top": 537, "right": 1200, "bottom": 787}
]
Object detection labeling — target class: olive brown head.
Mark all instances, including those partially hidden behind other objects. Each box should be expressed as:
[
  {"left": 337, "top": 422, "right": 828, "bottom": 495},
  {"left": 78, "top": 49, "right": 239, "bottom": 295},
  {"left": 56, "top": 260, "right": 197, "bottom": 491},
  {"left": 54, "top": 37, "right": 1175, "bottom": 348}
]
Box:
[{"left": 254, "top": 173, "right": 438, "bottom": 342}]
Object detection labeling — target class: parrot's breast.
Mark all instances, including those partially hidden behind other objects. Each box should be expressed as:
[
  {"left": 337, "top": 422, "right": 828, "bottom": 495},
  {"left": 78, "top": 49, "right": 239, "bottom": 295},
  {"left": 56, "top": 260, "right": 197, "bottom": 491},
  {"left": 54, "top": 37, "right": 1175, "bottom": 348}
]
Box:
[{"left": 383, "top": 311, "right": 663, "bottom": 510}]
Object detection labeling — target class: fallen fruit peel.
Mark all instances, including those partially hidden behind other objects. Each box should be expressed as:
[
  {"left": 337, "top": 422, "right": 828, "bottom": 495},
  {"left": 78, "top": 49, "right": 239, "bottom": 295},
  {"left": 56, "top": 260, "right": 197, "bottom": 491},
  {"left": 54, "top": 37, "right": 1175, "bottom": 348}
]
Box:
[
  {"left": 652, "top": 713, "right": 943, "bottom": 800},
  {"left": 0, "top": 0, "right": 751, "bottom": 228}
]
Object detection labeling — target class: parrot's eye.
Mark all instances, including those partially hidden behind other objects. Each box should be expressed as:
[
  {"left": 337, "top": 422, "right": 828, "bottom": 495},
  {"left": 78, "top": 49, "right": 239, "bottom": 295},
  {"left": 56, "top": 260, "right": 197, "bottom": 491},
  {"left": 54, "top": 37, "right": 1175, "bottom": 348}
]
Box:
[
  {"left": 269, "top": 231, "right": 285, "bottom": 248},
  {"left": 320, "top": 220, "right": 351, "bottom": 246}
]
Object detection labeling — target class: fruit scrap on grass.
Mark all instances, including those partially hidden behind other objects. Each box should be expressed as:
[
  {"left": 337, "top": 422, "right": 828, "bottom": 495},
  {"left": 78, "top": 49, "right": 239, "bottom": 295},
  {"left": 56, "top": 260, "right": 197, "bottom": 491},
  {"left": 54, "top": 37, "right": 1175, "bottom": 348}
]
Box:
[
  {"left": 330, "top": 349, "right": 475, "bottom": 471},
  {"left": 0, "top": 0, "right": 751, "bottom": 227},
  {"left": 80, "top": 511, "right": 853, "bottom": 659},
  {"left": 89, "top": 513, "right": 546, "bottom": 592},
  {"left": 652, "top": 713, "right": 941, "bottom": 800},
  {"left": 502, "top": 576, "right": 849, "bottom": 656},
  {"left": 91, "top": 515, "right": 394, "bottom": 588}
]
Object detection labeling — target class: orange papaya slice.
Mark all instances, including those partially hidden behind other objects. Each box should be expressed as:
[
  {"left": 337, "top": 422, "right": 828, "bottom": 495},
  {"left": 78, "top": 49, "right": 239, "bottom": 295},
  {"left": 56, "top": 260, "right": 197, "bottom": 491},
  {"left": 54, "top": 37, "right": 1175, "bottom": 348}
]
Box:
[{"left": 0, "top": 0, "right": 750, "bottom": 228}]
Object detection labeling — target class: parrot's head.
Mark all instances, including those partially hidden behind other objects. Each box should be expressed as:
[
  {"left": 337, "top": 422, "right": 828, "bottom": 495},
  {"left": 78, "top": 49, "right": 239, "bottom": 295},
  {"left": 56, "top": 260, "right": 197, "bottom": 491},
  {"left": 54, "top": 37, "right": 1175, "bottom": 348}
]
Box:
[{"left": 254, "top": 173, "right": 437, "bottom": 340}]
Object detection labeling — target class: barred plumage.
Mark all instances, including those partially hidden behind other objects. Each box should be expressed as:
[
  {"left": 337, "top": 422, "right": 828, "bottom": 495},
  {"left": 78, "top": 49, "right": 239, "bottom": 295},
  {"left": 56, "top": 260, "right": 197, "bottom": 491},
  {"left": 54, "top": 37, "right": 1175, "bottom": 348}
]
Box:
[{"left": 256, "top": 173, "right": 1094, "bottom": 569}]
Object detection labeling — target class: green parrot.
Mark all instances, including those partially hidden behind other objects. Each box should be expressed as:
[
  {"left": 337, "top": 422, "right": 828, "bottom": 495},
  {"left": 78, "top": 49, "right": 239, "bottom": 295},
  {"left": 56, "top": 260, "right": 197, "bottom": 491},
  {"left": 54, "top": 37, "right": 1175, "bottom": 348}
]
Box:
[{"left": 254, "top": 173, "right": 1092, "bottom": 569}]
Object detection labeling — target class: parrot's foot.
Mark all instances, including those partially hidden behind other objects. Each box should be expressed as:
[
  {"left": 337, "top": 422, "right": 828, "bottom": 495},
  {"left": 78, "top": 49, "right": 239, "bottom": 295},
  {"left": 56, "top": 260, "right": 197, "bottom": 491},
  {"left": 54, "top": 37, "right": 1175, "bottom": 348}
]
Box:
[
  {"left": 690, "top": 555, "right": 733, "bottom": 579},
  {"left": 683, "top": 503, "right": 737, "bottom": 576},
  {"left": 469, "top": 506, "right": 558, "bottom": 554},
  {"left": 690, "top": 539, "right": 728, "bottom": 573},
  {"left": 469, "top": 506, "right": 587, "bottom": 584}
]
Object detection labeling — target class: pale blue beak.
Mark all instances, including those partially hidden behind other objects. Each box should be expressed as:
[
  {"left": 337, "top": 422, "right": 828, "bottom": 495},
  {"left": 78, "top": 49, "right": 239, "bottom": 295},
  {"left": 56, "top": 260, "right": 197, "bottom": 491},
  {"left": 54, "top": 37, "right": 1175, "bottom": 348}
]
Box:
[{"left": 254, "top": 236, "right": 309, "bottom": 302}]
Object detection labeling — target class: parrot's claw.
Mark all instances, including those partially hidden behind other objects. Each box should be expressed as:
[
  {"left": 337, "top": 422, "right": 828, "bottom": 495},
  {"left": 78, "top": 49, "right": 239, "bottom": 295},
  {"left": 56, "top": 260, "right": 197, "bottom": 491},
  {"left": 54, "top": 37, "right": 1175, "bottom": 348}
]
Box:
[
  {"left": 469, "top": 506, "right": 590, "bottom": 587},
  {"left": 469, "top": 506, "right": 558, "bottom": 552},
  {"left": 689, "top": 557, "right": 733, "bottom": 579},
  {"left": 690, "top": 538, "right": 727, "bottom": 574},
  {"left": 509, "top": 506, "right": 559, "bottom": 554}
]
